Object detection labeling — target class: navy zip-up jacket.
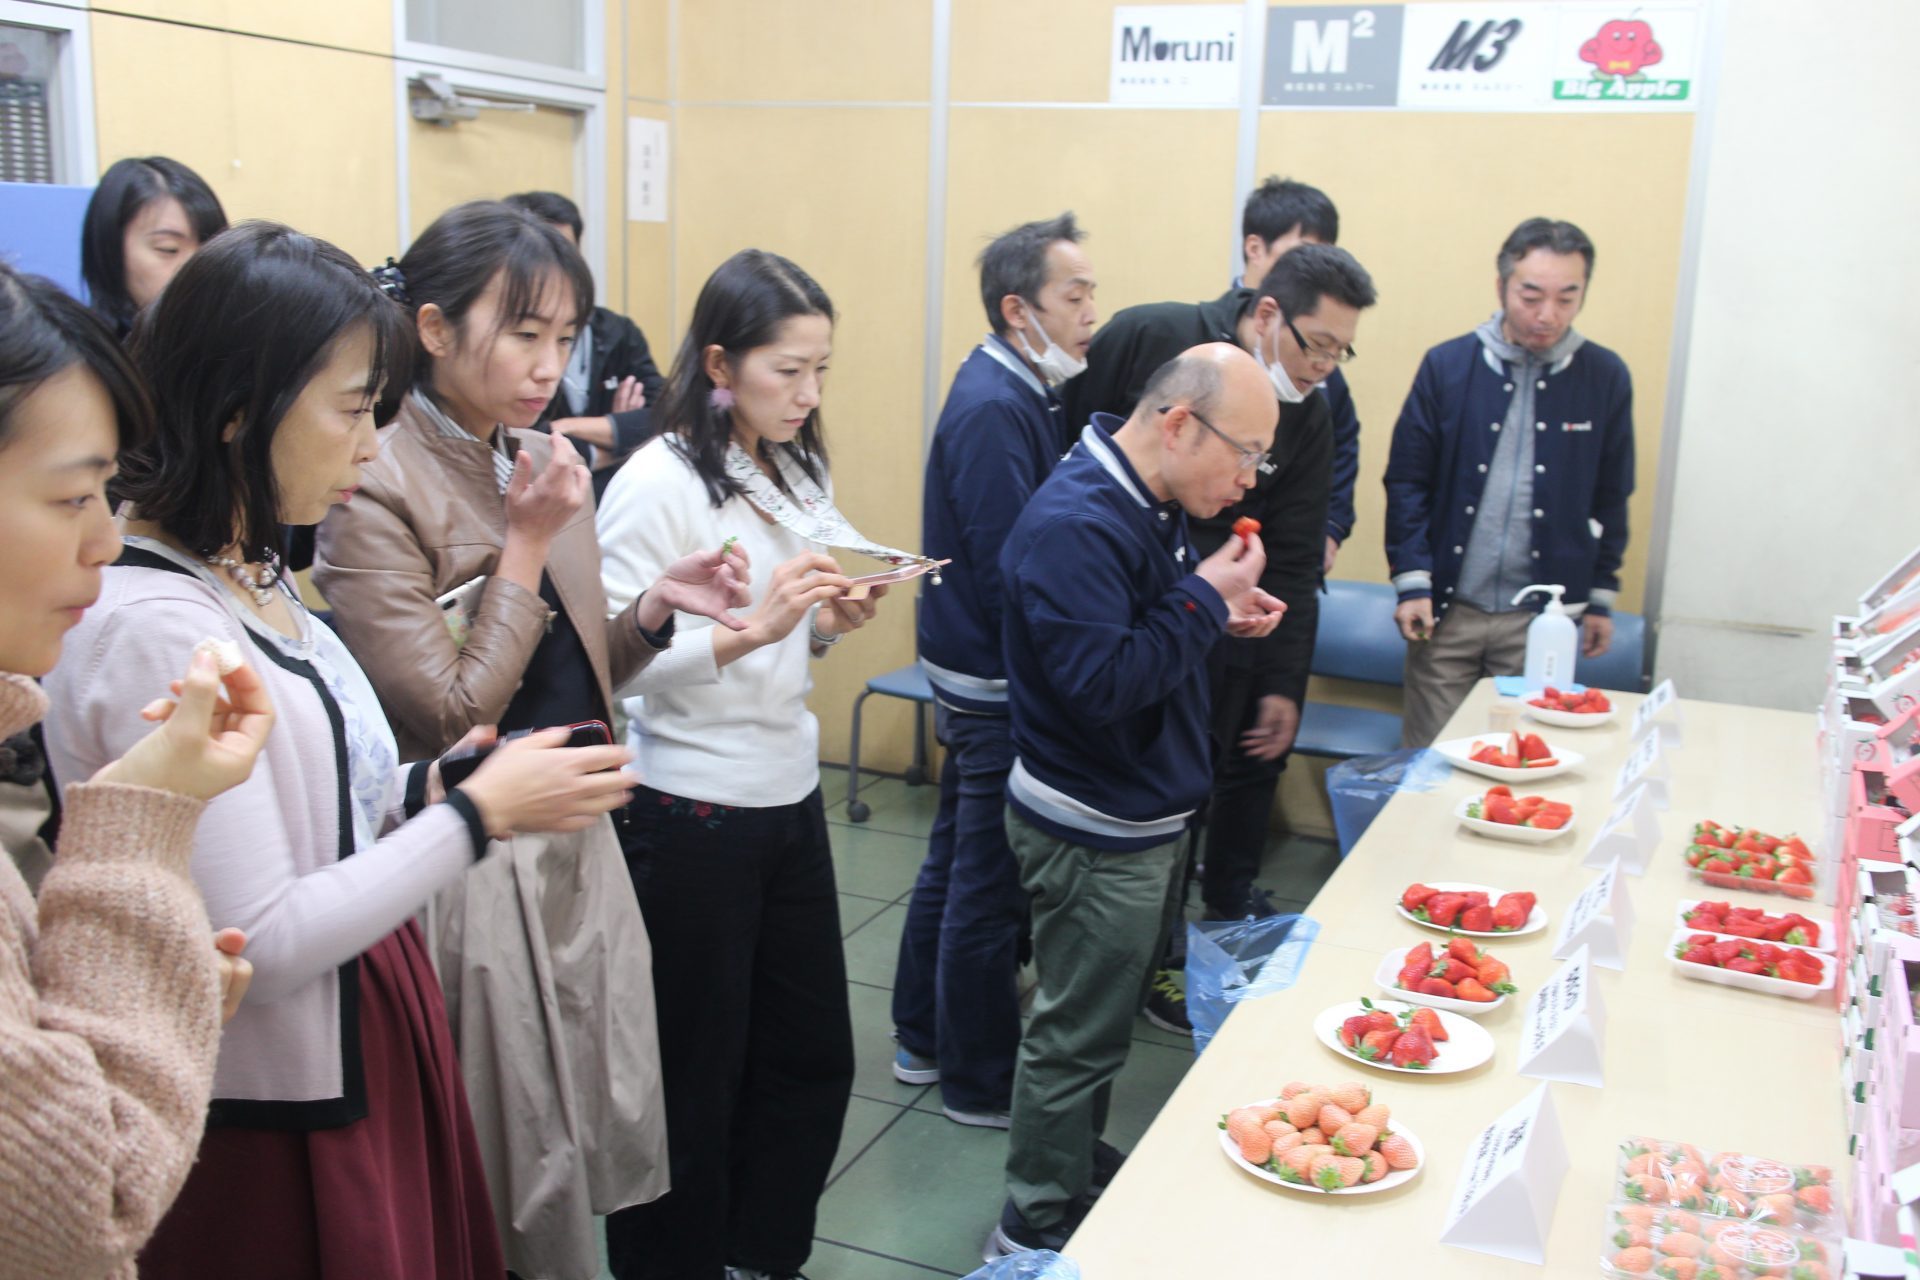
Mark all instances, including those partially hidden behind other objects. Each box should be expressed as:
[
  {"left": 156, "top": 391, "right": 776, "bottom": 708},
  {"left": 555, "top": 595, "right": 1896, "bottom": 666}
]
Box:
[
  {"left": 917, "top": 335, "right": 1065, "bottom": 714},
  {"left": 1383, "top": 331, "right": 1635, "bottom": 618},
  {"left": 1002, "top": 417, "right": 1228, "bottom": 852}
]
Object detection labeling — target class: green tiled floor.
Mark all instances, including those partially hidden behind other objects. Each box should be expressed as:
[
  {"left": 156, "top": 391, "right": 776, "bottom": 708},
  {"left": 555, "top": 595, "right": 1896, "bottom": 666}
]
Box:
[{"left": 596, "top": 773, "right": 1340, "bottom": 1279}]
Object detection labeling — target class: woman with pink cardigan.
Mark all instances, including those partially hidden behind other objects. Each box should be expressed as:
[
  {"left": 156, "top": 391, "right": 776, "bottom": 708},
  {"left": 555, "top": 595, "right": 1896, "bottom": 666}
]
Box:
[{"left": 0, "top": 264, "right": 271, "bottom": 1277}]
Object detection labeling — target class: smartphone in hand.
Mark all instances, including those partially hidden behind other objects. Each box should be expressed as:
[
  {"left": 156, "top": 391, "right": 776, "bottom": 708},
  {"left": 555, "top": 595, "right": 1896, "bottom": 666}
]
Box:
[{"left": 437, "top": 720, "right": 613, "bottom": 792}]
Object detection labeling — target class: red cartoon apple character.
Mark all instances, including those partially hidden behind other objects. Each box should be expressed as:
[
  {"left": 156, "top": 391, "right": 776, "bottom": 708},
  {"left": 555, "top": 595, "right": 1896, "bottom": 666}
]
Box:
[{"left": 1580, "top": 18, "right": 1663, "bottom": 78}]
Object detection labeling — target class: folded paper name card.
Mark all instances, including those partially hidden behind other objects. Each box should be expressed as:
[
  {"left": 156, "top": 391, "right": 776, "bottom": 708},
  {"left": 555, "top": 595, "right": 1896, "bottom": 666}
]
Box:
[
  {"left": 1553, "top": 858, "right": 1634, "bottom": 971},
  {"left": 1584, "top": 785, "right": 1662, "bottom": 875},
  {"left": 1438, "top": 1082, "right": 1570, "bottom": 1265},
  {"left": 1614, "top": 728, "right": 1670, "bottom": 810},
  {"left": 1519, "top": 945, "right": 1605, "bottom": 1088},
  {"left": 1631, "top": 678, "right": 1685, "bottom": 748}
]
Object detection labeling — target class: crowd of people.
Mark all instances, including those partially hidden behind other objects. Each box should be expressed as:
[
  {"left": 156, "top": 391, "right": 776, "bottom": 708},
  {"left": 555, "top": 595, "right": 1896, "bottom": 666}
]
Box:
[{"left": 0, "top": 159, "right": 1633, "bottom": 1279}]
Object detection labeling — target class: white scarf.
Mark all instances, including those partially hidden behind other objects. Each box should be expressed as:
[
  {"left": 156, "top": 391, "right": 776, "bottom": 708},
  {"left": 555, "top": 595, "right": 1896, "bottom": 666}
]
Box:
[{"left": 721, "top": 441, "right": 935, "bottom": 570}]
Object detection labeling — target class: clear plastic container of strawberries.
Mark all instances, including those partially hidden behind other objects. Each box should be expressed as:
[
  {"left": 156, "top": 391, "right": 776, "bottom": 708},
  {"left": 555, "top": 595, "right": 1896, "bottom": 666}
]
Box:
[
  {"left": 1681, "top": 822, "right": 1819, "bottom": 900},
  {"left": 1677, "top": 902, "right": 1823, "bottom": 950},
  {"left": 1600, "top": 1136, "right": 1840, "bottom": 1278}
]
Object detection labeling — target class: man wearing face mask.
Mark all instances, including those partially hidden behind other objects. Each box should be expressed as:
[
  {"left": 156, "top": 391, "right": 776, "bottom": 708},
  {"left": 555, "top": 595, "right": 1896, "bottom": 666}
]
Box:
[
  {"left": 894, "top": 212, "right": 1097, "bottom": 1130},
  {"left": 1061, "top": 245, "right": 1377, "bottom": 1032},
  {"left": 1385, "top": 217, "right": 1635, "bottom": 748}
]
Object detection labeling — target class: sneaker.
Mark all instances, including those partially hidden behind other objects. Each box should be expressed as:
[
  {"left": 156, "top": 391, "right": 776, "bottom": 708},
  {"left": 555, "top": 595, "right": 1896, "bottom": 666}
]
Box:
[
  {"left": 1201, "top": 885, "right": 1280, "bottom": 922},
  {"left": 726, "top": 1270, "right": 809, "bottom": 1280},
  {"left": 891, "top": 1045, "right": 940, "bottom": 1085},
  {"left": 1090, "top": 1140, "right": 1127, "bottom": 1194},
  {"left": 941, "top": 1104, "right": 1011, "bottom": 1129},
  {"left": 1142, "top": 968, "right": 1191, "bottom": 1034},
  {"left": 983, "top": 1196, "right": 1086, "bottom": 1261}
]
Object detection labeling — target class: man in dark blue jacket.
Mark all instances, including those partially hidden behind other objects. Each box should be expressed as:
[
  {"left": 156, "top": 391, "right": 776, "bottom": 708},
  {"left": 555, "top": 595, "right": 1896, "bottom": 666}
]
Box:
[
  {"left": 1385, "top": 217, "right": 1635, "bottom": 746},
  {"left": 1235, "top": 176, "right": 1361, "bottom": 574},
  {"left": 987, "top": 346, "right": 1285, "bottom": 1257},
  {"left": 892, "top": 213, "right": 1097, "bottom": 1129}
]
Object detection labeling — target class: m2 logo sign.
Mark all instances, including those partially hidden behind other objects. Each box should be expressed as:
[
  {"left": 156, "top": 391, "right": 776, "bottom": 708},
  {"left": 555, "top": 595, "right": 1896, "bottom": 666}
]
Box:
[
  {"left": 1264, "top": 5, "right": 1404, "bottom": 106},
  {"left": 1397, "top": 5, "right": 1548, "bottom": 108},
  {"left": 1110, "top": 5, "right": 1245, "bottom": 106}
]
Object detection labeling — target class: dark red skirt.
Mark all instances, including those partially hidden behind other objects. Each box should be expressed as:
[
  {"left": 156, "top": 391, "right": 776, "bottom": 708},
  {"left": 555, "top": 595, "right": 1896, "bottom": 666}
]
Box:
[{"left": 139, "top": 923, "right": 505, "bottom": 1279}]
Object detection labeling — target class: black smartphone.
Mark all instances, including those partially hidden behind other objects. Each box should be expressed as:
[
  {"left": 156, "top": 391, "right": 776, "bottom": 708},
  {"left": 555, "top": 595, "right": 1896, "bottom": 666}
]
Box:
[{"left": 436, "top": 719, "right": 613, "bottom": 792}]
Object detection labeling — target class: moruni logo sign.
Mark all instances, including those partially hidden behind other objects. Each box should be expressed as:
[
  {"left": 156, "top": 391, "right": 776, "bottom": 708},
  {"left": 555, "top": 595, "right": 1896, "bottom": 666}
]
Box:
[{"left": 1110, "top": 5, "right": 1246, "bottom": 105}]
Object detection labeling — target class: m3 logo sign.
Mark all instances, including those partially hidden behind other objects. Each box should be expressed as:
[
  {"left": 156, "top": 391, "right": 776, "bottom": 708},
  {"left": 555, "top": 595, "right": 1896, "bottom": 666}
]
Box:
[
  {"left": 1397, "top": 4, "right": 1546, "bottom": 108},
  {"left": 1427, "top": 16, "right": 1523, "bottom": 72}
]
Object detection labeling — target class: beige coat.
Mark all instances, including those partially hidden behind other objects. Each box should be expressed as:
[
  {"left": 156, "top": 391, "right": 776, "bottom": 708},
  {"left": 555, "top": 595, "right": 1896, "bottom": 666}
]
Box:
[{"left": 314, "top": 399, "right": 668, "bottom": 1280}]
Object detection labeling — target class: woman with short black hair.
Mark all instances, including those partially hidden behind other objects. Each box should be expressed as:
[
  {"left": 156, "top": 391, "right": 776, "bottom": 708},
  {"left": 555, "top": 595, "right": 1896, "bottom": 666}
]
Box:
[{"left": 78, "top": 156, "right": 227, "bottom": 338}]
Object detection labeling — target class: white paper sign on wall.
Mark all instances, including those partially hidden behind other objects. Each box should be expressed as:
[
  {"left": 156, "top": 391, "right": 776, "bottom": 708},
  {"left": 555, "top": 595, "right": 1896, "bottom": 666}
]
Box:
[
  {"left": 1110, "top": 5, "right": 1246, "bottom": 105},
  {"left": 1439, "top": 1082, "right": 1570, "bottom": 1264},
  {"left": 626, "top": 117, "right": 668, "bottom": 223},
  {"left": 1519, "top": 946, "right": 1605, "bottom": 1088},
  {"left": 1584, "top": 785, "right": 1662, "bottom": 875}
]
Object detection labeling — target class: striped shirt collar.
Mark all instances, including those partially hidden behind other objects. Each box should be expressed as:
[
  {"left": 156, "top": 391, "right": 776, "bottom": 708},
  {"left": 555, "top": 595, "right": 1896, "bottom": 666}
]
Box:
[
  {"left": 411, "top": 389, "right": 514, "bottom": 492},
  {"left": 977, "top": 333, "right": 1051, "bottom": 402},
  {"left": 1077, "top": 416, "right": 1152, "bottom": 509}
]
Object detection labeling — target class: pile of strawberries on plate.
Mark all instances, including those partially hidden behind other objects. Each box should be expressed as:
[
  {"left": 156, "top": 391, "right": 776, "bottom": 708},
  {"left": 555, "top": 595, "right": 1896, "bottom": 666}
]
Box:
[
  {"left": 1465, "top": 784, "right": 1572, "bottom": 830},
  {"left": 1468, "top": 730, "right": 1560, "bottom": 769},
  {"left": 1528, "top": 685, "right": 1612, "bottom": 714},
  {"left": 1392, "top": 938, "right": 1516, "bottom": 1004},
  {"left": 1401, "top": 883, "right": 1537, "bottom": 932}
]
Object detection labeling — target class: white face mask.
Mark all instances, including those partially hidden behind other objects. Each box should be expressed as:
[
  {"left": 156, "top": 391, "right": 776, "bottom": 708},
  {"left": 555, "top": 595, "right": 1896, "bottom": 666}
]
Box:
[
  {"left": 1014, "top": 302, "right": 1087, "bottom": 387},
  {"left": 1264, "top": 319, "right": 1308, "bottom": 404}
]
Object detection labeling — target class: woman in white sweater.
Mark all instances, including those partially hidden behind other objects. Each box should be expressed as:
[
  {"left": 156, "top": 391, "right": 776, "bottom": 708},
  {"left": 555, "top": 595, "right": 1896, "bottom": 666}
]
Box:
[{"left": 597, "top": 250, "right": 899, "bottom": 1280}]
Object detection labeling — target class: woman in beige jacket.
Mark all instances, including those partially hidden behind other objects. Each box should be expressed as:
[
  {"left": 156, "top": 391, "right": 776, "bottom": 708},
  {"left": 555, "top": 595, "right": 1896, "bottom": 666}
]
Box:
[
  {"left": 0, "top": 263, "right": 270, "bottom": 1278},
  {"left": 315, "top": 200, "right": 748, "bottom": 1280}
]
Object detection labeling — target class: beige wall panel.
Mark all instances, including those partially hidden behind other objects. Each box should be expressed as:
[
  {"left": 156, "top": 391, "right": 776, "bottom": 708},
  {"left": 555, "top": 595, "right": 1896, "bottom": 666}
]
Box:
[
  {"left": 104, "top": 0, "right": 389, "bottom": 55},
  {"left": 91, "top": 14, "right": 398, "bottom": 265},
  {"left": 623, "top": 0, "right": 671, "bottom": 101},
  {"left": 407, "top": 103, "right": 578, "bottom": 240},
  {"left": 675, "top": 106, "right": 930, "bottom": 768},
  {"left": 939, "top": 107, "right": 1240, "bottom": 393},
  {"left": 677, "top": 0, "right": 929, "bottom": 102},
  {"left": 1255, "top": 110, "right": 1692, "bottom": 615},
  {"left": 952, "top": 0, "right": 1229, "bottom": 103}
]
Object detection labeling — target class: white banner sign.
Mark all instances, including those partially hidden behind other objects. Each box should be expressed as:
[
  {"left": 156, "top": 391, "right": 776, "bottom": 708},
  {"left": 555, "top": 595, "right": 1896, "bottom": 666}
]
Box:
[
  {"left": 1440, "top": 1083, "right": 1570, "bottom": 1264},
  {"left": 1519, "top": 945, "right": 1605, "bottom": 1087},
  {"left": 1111, "top": 5, "right": 1246, "bottom": 105},
  {"left": 1553, "top": 857, "right": 1633, "bottom": 970},
  {"left": 1584, "top": 785, "right": 1662, "bottom": 874}
]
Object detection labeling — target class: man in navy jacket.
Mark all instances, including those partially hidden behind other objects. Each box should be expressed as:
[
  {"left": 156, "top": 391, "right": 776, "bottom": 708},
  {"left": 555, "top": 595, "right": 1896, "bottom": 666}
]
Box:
[
  {"left": 893, "top": 214, "right": 1097, "bottom": 1128},
  {"left": 987, "top": 346, "right": 1285, "bottom": 1257},
  {"left": 1384, "top": 217, "right": 1636, "bottom": 746}
]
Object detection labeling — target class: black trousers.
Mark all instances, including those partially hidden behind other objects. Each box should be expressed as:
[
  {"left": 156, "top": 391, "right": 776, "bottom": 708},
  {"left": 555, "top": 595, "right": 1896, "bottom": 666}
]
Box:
[
  {"left": 1198, "top": 661, "right": 1290, "bottom": 914},
  {"left": 606, "top": 785, "right": 854, "bottom": 1280}
]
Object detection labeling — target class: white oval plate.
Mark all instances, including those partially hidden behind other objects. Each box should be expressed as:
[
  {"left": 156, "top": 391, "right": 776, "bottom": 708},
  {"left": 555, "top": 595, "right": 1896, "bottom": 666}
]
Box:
[
  {"left": 1396, "top": 880, "right": 1548, "bottom": 938},
  {"left": 1312, "top": 998, "right": 1494, "bottom": 1074},
  {"left": 1453, "top": 796, "right": 1577, "bottom": 845},
  {"left": 1432, "top": 735, "right": 1585, "bottom": 784},
  {"left": 1218, "top": 1100, "right": 1426, "bottom": 1195},
  {"left": 1673, "top": 898, "right": 1834, "bottom": 953},
  {"left": 1667, "top": 928, "right": 1836, "bottom": 1000},
  {"left": 1374, "top": 948, "right": 1510, "bottom": 1017},
  {"left": 1524, "top": 703, "right": 1616, "bottom": 729}
]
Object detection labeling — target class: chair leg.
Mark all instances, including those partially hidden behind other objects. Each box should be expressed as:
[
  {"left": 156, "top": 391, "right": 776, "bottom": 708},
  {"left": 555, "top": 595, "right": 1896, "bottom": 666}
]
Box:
[
  {"left": 904, "top": 701, "right": 930, "bottom": 786},
  {"left": 846, "top": 690, "right": 873, "bottom": 823}
]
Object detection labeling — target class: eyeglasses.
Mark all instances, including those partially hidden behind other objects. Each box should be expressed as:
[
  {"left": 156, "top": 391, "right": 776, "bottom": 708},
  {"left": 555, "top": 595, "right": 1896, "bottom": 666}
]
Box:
[
  {"left": 1160, "top": 405, "right": 1275, "bottom": 476},
  {"left": 1287, "top": 318, "right": 1356, "bottom": 366}
]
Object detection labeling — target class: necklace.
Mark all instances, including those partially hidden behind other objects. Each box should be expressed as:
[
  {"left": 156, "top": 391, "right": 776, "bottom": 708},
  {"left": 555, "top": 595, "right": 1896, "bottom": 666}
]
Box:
[{"left": 206, "top": 551, "right": 281, "bottom": 609}]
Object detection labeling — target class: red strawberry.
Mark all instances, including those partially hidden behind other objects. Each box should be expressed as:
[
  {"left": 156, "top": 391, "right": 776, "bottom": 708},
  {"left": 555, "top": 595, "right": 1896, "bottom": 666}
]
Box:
[
  {"left": 1454, "top": 977, "right": 1497, "bottom": 1002},
  {"left": 1459, "top": 905, "right": 1494, "bottom": 932},
  {"left": 1490, "top": 902, "right": 1527, "bottom": 931},
  {"left": 1340, "top": 1014, "right": 1371, "bottom": 1048},
  {"left": 1388, "top": 1027, "right": 1436, "bottom": 1068},
  {"left": 1356, "top": 1028, "right": 1400, "bottom": 1061},
  {"left": 1447, "top": 937, "right": 1481, "bottom": 964},
  {"left": 1401, "top": 883, "right": 1438, "bottom": 911},
  {"left": 1232, "top": 515, "right": 1261, "bottom": 541},
  {"left": 1408, "top": 1007, "right": 1448, "bottom": 1042},
  {"left": 1426, "top": 895, "right": 1467, "bottom": 928},
  {"left": 1437, "top": 958, "right": 1474, "bottom": 984},
  {"left": 1518, "top": 732, "right": 1551, "bottom": 761},
  {"left": 1484, "top": 795, "right": 1519, "bottom": 824},
  {"left": 1461, "top": 891, "right": 1491, "bottom": 909},
  {"left": 1797, "top": 1184, "right": 1832, "bottom": 1214},
  {"left": 1485, "top": 784, "right": 1514, "bottom": 798},
  {"left": 1476, "top": 957, "right": 1515, "bottom": 990},
  {"left": 1501, "top": 891, "right": 1537, "bottom": 917},
  {"left": 1416, "top": 977, "right": 1457, "bottom": 999},
  {"left": 1530, "top": 810, "right": 1569, "bottom": 830}
]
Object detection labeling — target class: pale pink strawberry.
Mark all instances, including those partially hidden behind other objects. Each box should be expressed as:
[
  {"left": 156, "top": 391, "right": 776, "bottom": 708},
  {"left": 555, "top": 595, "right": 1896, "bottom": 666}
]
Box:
[
  {"left": 1226, "top": 1109, "right": 1274, "bottom": 1163},
  {"left": 1262, "top": 1119, "right": 1297, "bottom": 1141},
  {"left": 1355, "top": 1103, "right": 1391, "bottom": 1129},
  {"left": 1332, "top": 1122, "right": 1380, "bottom": 1157},
  {"left": 1276, "top": 1146, "right": 1316, "bottom": 1182},
  {"left": 1278, "top": 1081, "right": 1313, "bottom": 1099},
  {"left": 1308, "top": 1153, "right": 1343, "bottom": 1190},
  {"left": 1270, "top": 1130, "right": 1305, "bottom": 1157},
  {"left": 1298, "top": 1126, "right": 1325, "bottom": 1146},
  {"left": 1317, "top": 1103, "right": 1354, "bottom": 1134},
  {"left": 1361, "top": 1150, "right": 1388, "bottom": 1182},
  {"left": 1329, "top": 1082, "right": 1371, "bottom": 1113},
  {"left": 1313, "top": 1154, "right": 1364, "bottom": 1189},
  {"left": 1283, "top": 1093, "right": 1321, "bottom": 1128},
  {"left": 1379, "top": 1134, "right": 1419, "bottom": 1170}
]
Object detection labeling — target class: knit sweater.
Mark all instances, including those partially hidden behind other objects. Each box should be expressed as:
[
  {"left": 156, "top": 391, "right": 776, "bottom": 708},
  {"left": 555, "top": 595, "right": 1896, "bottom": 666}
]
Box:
[{"left": 0, "top": 673, "right": 221, "bottom": 1280}]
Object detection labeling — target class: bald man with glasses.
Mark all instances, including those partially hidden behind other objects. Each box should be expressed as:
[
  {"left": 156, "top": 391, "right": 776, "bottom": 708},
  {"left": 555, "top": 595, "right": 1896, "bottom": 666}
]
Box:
[{"left": 1062, "top": 244, "right": 1377, "bottom": 1030}]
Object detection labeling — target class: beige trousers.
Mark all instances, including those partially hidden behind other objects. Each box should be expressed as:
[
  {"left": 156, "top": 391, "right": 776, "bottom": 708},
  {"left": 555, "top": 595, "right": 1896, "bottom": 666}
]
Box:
[{"left": 1400, "top": 602, "right": 1533, "bottom": 748}]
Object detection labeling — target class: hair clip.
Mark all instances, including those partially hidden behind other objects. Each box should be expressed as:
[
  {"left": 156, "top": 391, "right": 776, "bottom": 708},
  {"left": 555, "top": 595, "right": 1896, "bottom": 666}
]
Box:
[
  {"left": 371, "top": 258, "right": 411, "bottom": 306},
  {"left": 708, "top": 387, "right": 735, "bottom": 411}
]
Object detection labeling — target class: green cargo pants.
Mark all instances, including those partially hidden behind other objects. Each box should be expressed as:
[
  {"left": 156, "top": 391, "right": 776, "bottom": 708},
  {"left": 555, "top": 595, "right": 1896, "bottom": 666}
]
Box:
[{"left": 1003, "top": 808, "right": 1187, "bottom": 1228}]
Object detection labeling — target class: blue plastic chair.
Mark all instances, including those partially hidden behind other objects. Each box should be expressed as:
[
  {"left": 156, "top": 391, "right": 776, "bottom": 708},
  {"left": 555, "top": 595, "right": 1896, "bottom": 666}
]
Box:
[
  {"left": 1292, "top": 580, "right": 1408, "bottom": 761},
  {"left": 844, "top": 665, "right": 934, "bottom": 823}
]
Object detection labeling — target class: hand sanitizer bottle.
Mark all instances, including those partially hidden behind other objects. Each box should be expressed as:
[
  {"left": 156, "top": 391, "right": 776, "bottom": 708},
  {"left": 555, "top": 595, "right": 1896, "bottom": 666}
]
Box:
[{"left": 1511, "top": 584, "right": 1577, "bottom": 691}]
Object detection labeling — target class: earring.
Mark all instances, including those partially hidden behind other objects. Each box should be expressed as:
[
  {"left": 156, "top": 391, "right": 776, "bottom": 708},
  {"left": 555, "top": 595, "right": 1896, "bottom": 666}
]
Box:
[{"left": 708, "top": 387, "right": 735, "bottom": 410}]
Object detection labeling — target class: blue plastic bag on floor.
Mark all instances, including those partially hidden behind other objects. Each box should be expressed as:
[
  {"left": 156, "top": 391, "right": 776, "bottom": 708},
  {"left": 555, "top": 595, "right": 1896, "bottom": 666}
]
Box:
[
  {"left": 960, "top": 1250, "right": 1080, "bottom": 1279},
  {"left": 1324, "top": 747, "right": 1451, "bottom": 856},
  {"left": 1184, "top": 912, "right": 1320, "bottom": 1053}
]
